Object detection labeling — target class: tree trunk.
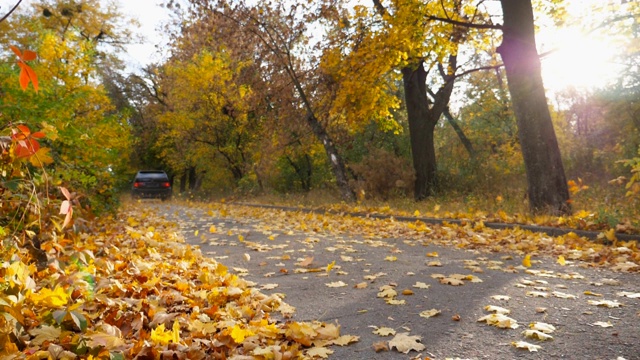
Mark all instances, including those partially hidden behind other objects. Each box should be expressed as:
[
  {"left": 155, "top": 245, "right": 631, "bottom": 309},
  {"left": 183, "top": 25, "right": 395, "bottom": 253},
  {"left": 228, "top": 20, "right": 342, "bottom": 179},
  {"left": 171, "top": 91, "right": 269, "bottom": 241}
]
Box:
[
  {"left": 497, "top": 0, "right": 571, "bottom": 214},
  {"left": 188, "top": 166, "right": 197, "bottom": 191},
  {"left": 403, "top": 59, "right": 455, "bottom": 200},
  {"left": 305, "top": 112, "right": 355, "bottom": 201},
  {"left": 179, "top": 171, "right": 187, "bottom": 193},
  {"left": 444, "top": 107, "right": 475, "bottom": 157}
]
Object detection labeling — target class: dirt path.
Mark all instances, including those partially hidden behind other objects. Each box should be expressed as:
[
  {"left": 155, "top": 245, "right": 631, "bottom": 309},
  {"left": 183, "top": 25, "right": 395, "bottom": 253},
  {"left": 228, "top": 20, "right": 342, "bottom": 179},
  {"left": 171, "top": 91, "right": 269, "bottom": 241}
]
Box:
[{"left": 154, "top": 202, "right": 640, "bottom": 360}]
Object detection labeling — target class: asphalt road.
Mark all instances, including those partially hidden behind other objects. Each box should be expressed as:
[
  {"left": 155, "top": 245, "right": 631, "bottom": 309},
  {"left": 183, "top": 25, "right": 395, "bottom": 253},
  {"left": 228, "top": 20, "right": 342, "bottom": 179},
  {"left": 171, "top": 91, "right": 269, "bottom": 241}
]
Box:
[{"left": 152, "top": 201, "right": 640, "bottom": 360}]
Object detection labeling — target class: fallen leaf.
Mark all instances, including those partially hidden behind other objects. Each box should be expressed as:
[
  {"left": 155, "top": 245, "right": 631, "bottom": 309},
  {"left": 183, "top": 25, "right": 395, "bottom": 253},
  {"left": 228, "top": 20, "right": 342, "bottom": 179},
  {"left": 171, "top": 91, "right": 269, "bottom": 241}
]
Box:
[
  {"left": 491, "top": 295, "right": 511, "bottom": 301},
  {"left": 372, "top": 326, "right": 396, "bottom": 336},
  {"left": 419, "top": 309, "right": 440, "bottom": 318},
  {"left": 388, "top": 332, "right": 425, "bottom": 354},
  {"left": 526, "top": 291, "right": 550, "bottom": 298},
  {"left": 426, "top": 251, "right": 438, "bottom": 257},
  {"left": 484, "top": 305, "right": 510, "bottom": 314},
  {"left": 584, "top": 291, "right": 603, "bottom": 297},
  {"left": 617, "top": 291, "right": 640, "bottom": 298},
  {"left": 298, "top": 256, "right": 314, "bottom": 267},
  {"left": 588, "top": 299, "right": 623, "bottom": 308},
  {"left": 384, "top": 256, "right": 397, "bottom": 262},
  {"left": 412, "top": 282, "right": 430, "bottom": 289},
  {"left": 552, "top": 291, "right": 577, "bottom": 299},
  {"left": 325, "top": 281, "right": 347, "bottom": 288},
  {"left": 451, "top": 314, "right": 461, "bottom": 321},
  {"left": 522, "top": 254, "right": 532, "bottom": 268},
  {"left": 401, "top": 289, "right": 414, "bottom": 296},
  {"left": 557, "top": 255, "right": 566, "bottom": 266},
  {"left": 440, "top": 277, "right": 464, "bottom": 286},
  {"left": 372, "top": 341, "right": 389, "bottom": 352},
  {"left": 529, "top": 322, "right": 556, "bottom": 333},
  {"left": 354, "top": 282, "right": 368, "bottom": 289},
  {"left": 477, "top": 314, "right": 519, "bottom": 329},
  {"left": 512, "top": 341, "right": 542, "bottom": 352},
  {"left": 306, "top": 346, "right": 333, "bottom": 358},
  {"left": 326, "top": 260, "right": 336, "bottom": 273},
  {"left": 522, "top": 329, "right": 553, "bottom": 341},
  {"left": 591, "top": 321, "right": 613, "bottom": 328}
]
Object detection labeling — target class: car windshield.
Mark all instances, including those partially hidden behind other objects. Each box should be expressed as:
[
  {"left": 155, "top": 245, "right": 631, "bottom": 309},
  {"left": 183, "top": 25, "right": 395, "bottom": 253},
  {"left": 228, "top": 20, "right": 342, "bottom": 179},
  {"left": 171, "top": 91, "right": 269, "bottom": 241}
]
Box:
[{"left": 136, "top": 172, "right": 168, "bottom": 181}]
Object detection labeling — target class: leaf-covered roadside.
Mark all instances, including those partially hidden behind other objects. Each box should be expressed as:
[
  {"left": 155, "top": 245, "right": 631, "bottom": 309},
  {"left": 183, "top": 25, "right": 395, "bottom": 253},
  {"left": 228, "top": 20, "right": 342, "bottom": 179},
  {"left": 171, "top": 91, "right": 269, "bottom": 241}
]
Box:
[
  {"left": 206, "top": 201, "right": 640, "bottom": 272},
  {"left": 1, "top": 205, "right": 355, "bottom": 359}
]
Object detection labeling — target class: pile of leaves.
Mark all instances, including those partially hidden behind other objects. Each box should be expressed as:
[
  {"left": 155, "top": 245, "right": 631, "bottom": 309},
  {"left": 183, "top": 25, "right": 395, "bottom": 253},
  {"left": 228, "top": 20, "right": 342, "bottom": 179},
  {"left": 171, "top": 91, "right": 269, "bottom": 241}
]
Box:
[{"left": 0, "top": 205, "right": 354, "bottom": 359}]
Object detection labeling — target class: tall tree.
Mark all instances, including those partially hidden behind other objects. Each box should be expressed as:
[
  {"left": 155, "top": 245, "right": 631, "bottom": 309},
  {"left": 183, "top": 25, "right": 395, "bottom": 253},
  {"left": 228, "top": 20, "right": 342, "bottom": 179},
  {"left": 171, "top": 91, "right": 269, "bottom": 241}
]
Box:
[
  {"left": 173, "top": 1, "right": 356, "bottom": 201},
  {"left": 324, "top": 0, "right": 495, "bottom": 200},
  {"left": 496, "top": 0, "right": 570, "bottom": 214}
]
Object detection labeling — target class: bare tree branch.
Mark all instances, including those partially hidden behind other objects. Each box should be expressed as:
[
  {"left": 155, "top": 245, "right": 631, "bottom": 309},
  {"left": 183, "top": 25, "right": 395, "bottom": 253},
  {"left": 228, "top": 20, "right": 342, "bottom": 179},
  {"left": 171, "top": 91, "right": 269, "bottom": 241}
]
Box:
[{"left": 0, "top": 0, "right": 22, "bottom": 24}]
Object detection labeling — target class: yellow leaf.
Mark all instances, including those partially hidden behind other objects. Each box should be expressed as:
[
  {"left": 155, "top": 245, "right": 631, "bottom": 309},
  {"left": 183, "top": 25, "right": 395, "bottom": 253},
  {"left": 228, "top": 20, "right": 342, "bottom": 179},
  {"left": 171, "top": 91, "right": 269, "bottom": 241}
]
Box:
[
  {"left": 604, "top": 228, "right": 616, "bottom": 242},
  {"left": 29, "top": 147, "right": 54, "bottom": 166},
  {"left": 372, "top": 326, "right": 396, "bottom": 336},
  {"left": 194, "top": 230, "right": 199, "bottom": 237},
  {"left": 150, "top": 324, "right": 170, "bottom": 345},
  {"left": 230, "top": 324, "right": 255, "bottom": 343},
  {"left": 29, "top": 285, "right": 69, "bottom": 308},
  {"left": 419, "top": 309, "right": 440, "bottom": 318},
  {"left": 413, "top": 210, "right": 420, "bottom": 216},
  {"left": 522, "top": 254, "right": 532, "bottom": 268},
  {"left": 238, "top": 234, "right": 244, "bottom": 242},
  {"left": 209, "top": 225, "right": 217, "bottom": 233},
  {"left": 426, "top": 251, "right": 438, "bottom": 257},
  {"left": 557, "top": 255, "right": 566, "bottom": 266},
  {"left": 326, "top": 260, "right": 336, "bottom": 273},
  {"left": 384, "top": 256, "right": 397, "bottom": 262}
]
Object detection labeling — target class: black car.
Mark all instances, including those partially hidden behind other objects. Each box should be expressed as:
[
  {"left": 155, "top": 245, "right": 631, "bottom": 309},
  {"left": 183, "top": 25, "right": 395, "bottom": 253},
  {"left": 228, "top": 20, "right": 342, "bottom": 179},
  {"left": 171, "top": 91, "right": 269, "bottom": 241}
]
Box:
[{"left": 131, "top": 170, "right": 172, "bottom": 200}]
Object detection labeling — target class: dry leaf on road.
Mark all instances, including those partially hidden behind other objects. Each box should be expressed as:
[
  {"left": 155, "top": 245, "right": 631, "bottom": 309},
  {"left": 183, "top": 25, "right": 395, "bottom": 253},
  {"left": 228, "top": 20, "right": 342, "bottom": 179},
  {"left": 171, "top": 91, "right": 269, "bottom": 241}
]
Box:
[{"left": 388, "top": 332, "right": 425, "bottom": 354}]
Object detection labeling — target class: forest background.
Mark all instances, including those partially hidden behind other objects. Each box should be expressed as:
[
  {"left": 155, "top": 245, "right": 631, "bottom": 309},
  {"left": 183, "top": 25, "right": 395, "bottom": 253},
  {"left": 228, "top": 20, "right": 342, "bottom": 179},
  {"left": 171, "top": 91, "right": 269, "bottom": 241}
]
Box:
[{"left": 2, "top": 0, "right": 640, "bottom": 235}]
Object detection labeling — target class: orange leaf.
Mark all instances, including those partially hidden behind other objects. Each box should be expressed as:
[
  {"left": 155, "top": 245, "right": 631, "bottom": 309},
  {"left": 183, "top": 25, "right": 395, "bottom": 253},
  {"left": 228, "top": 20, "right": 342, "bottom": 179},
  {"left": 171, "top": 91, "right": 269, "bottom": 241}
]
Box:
[
  {"left": 16, "top": 124, "right": 31, "bottom": 134},
  {"left": 9, "top": 45, "right": 22, "bottom": 58},
  {"left": 22, "top": 50, "right": 37, "bottom": 61},
  {"left": 24, "top": 63, "right": 39, "bottom": 92},
  {"left": 18, "top": 63, "right": 30, "bottom": 91},
  {"left": 17, "top": 62, "right": 38, "bottom": 92}
]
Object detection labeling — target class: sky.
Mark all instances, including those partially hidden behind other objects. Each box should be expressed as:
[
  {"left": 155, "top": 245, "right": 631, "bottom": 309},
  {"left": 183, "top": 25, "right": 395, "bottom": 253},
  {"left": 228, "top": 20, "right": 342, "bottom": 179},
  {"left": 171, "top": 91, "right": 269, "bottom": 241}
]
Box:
[{"left": 117, "top": 0, "right": 172, "bottom": 71}]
